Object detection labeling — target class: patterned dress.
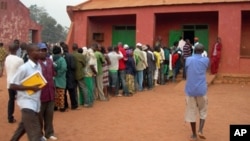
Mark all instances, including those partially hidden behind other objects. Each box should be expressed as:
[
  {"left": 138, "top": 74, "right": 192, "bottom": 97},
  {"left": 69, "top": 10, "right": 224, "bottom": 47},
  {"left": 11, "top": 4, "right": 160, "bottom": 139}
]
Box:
[{"left": 102, "top": 54, "right": 109, "bottom": 87}]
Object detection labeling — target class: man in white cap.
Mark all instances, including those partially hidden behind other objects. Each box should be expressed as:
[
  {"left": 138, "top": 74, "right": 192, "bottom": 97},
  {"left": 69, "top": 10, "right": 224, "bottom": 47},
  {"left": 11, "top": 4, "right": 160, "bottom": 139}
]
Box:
[
  {"left": 133, "top": 43, "right": 146, "bottom": 91},
  {"left": 123, "top": 44, "right": 129, "bottom": 50}
]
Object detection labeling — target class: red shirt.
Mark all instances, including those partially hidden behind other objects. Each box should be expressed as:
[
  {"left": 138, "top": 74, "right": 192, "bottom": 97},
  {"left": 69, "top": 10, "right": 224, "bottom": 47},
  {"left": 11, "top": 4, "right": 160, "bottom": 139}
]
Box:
[
  {"left": 118, "top": 46, "right": 127, "bottom": 70},
  {"left": 172, "top": 53, "right": 179, "bottom": 68},
  {"left": 211, "top": 42, "right": 222, "bottom": 58}
]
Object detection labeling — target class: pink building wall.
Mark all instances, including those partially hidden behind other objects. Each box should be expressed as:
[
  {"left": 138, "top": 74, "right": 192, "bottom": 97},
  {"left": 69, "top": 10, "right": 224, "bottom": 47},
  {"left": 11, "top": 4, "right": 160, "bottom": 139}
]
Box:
[
  {"left": 0, "top": 0, "right": 41, "bottom": 44},
  {"left": 67, "top": 2, "right": 250, "bottom": 75}
]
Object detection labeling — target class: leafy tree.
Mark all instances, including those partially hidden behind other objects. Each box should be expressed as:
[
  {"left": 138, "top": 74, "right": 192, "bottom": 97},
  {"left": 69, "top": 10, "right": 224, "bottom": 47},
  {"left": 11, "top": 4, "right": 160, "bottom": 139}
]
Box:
[{"left": 29, "top": 5, "right": 67, "bottom": 43}]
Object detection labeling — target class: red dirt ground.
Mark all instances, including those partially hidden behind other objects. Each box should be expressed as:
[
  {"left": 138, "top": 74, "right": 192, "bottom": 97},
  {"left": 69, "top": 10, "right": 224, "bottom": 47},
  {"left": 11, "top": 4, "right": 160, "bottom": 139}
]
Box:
[{"left": 0, "top": 74, "right": 250, "bottom": 141}]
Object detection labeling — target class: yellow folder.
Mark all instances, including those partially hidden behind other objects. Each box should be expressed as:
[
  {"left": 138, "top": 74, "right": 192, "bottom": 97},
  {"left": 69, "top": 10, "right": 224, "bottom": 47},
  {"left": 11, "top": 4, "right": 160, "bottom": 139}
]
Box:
[{"left": 21, "top": 71, "right": 47, "bottom": 95}]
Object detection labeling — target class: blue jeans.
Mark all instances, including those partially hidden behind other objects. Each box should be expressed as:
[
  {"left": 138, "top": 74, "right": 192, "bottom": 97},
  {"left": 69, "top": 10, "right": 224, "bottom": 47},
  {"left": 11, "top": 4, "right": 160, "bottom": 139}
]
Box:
[
  {"left": 118, "top": 70, "right": 129, "bottom": 95},
  {"left": 109, "top": 71, "right": 118, "bottom": 94},
  {"left": 146, "top": 69, "right": 153, "bottom": 89},
  {"left": 173, "top": 63, "right": 181, "bottom": 82},
  {"left": 136, "top": 70, "right": 143, "bottom": 91},
  {"left": 159, "top": 63, "right": 165, "bottom": 85}
]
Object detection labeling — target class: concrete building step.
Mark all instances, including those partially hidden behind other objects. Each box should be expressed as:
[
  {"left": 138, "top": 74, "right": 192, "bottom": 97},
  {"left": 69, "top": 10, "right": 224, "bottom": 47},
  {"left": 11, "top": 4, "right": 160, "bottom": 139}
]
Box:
[{"left": 174, "top": 73, "right": 216, "bottom": 91}]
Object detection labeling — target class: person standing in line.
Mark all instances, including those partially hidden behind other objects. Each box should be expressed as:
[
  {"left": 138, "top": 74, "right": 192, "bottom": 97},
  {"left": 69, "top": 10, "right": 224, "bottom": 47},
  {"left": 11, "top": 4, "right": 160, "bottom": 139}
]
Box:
[
  {"left": 170, "top": 41, "right": 179, "bottom": 54},
  {"left": 0, "top": 42, "right": 8, "bottom": 77},
  {"left": 117, "top": 42, "right": 129, "bottom": 96},
  {"left": 83, "top": 46, "right": 97, "bottom": 106},
  {"left": 100, "top": 46, "right": 111, "bottom": 99},
  {"left": 13, "top": 39, "right": 22, "bottom": 58},
  {"left": 52, "top": 45, "right": 67, "bottom": 112},
  {"left": 5, "top": 43, "right": 24, "bottom": 123},
  {"left": 194, "top": 37, "right": 207, "bottom": 57},
  {"left": 182, "top": 39, "right": 192, "bottom": 79},
  {"left": 10, "top": 43, "right": 45, "bottom": 141},
  {"left": 159, "top": 45, "right": 165, "bottom": 85},
  {"left": 71, "top": 44, "right": 89, "bottom": 107},
  {"left": 60, "top": 42, "right": 79, "bottom": 110},
  {"left": 38, "top": 43, "right": 58, "bottom": 140},
  {"left": 108, "top": 46, "right": 123, "bottom": 96},
  {"left": 133, "top": 43, "right": 146, "bottom": 91},
  {"left": 172, "top": 50, "right": 182, "bottom": 82},
  {"left": 125, "top": 48, "right": 136, "bottom": 95},
  {"left": 185, "top": 44, "right": 209, "bottom": 141},
  {"left": 155, "top": 36, "right": 163, "bottom": 47},
  {"left": 153, "top": 46, "right": 161, "bottom": 86},
  {"left": 85, "top": 46, "right": 98, "bottom": 100},
  {"left": 210, "top": 37, "right": 222, "bottom": 74},
  {"left": 141, "top": 45, "right": 148, "bottom": 89},
  {"left": 163, "top": 46, "right": 171, "bottom": 82},
  {"left": 144, "top": 45, "right": 155, "bottom": 90},
  {"left": 178, "top": 36, "right": 186, "bottom": 51},
  {"left": 93, "top": 43, "right": 108, "bottom": 100},
  {"left": 193, "top": 37, "right": 199, "bottom": 47},
  {"left": 20, "top": 42, "right": 29, "bottom": 63},
  {"left": 192, "top": 37, "right": 199, "bottom": 55}
]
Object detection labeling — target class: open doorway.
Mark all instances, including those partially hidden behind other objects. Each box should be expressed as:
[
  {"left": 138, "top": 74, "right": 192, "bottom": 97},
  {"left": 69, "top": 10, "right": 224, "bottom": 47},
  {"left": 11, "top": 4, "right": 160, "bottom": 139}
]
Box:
[
  {"left": 29, "top": 30, "right": 38, "bottom": 43},
  {"left": 183, "top": 30, "right": 194, "bottom": 45}
]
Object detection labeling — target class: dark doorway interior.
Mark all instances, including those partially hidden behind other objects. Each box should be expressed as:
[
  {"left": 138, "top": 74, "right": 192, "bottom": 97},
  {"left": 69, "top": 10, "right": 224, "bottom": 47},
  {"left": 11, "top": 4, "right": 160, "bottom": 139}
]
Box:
[{"left": 183, "top": 30, "right": 194, "bottom": 45}]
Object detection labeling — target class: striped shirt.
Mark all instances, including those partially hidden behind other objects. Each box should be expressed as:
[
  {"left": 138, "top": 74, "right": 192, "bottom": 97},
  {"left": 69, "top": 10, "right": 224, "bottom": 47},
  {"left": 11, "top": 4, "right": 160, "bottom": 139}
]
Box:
[{"left": 183, "top": 44, "right": 192, "bottom": 59}]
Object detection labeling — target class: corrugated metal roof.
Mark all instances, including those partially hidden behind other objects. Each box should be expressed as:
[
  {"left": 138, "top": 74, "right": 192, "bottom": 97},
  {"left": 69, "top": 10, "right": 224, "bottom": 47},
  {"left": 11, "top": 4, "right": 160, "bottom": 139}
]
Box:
[{"left": 71, "top": 0, "right": 250, "bottom": 11}]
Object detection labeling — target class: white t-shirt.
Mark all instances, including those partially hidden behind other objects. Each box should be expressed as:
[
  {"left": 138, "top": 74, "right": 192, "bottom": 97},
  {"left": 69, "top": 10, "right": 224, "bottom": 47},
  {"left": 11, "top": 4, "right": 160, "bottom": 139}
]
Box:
[
  {"left": 88, "top": 48, "right": 98, "bottom": 73},
  {"left": 142, "top": 51, "right": 148, "bottom": 69},
  {"left": 178, "top": 39, "right": 186, "bottom": 51},
  {"left": 5, "top": 54, "right": 24, "bottom": 88},
  {"left": 108, "top": 51, "right": 123, "bottom": 71},
  {"left": 160, "top": 48, "right": 165, "bottom": 62}
]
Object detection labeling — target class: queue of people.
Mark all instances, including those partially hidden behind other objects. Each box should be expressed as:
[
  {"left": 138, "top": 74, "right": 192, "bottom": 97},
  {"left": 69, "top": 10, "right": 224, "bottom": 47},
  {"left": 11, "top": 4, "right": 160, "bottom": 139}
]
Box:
[{"left": 0, "top": 36, "right": 221, "bottom": 141}]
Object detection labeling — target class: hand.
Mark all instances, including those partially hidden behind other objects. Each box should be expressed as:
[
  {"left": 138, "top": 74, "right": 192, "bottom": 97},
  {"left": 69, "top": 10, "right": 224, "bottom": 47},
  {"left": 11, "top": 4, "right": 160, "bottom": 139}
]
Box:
[{"left": 29, "top": 84, "right": 42, "bottom": 92}]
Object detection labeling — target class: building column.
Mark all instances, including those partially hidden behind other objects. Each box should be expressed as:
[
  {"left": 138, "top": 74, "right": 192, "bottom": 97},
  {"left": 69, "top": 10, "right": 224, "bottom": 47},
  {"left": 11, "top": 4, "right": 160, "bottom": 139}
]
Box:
[
  {"left": 136, "top": 11, "right": 155, "bottom": 46},
  {"left": 218, "top": 8, "right": 241, "bottom": 73},
  {"left": 74, "top": 13, "right": 88, "bottom": 47}
]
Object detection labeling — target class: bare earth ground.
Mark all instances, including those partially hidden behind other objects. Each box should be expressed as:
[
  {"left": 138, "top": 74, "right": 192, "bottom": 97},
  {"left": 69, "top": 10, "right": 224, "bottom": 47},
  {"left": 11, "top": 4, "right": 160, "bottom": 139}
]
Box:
[{"left": 0, "top": 74, "right": 250, "bottom": 141}]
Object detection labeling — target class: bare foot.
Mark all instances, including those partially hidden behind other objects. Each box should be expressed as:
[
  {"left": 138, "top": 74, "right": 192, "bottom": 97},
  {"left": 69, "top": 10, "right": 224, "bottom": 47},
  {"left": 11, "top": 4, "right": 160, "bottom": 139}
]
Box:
[
  {"left": 190, "top": 135, "right": 197, "bottom": 141},
  {"left": 198, "top": 132, "right": 206, "bottom": 139}
]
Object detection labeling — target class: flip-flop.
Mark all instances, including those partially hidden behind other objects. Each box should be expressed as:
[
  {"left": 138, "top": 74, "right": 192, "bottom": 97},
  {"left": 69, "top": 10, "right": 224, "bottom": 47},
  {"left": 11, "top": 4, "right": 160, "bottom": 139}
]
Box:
[{"left": 198, "top": 132, "right": 206, "bottom": 139}]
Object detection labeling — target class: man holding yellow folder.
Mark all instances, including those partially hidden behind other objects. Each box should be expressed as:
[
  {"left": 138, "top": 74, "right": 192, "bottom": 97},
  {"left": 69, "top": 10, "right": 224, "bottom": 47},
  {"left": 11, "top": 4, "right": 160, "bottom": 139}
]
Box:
[{"left": 9, "top": 43, "right": 46, "bottom": 141}]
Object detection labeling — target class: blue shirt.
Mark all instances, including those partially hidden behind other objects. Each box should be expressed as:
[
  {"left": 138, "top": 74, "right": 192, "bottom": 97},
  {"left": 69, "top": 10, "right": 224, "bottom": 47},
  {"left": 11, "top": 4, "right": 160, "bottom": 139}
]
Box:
[
  {"left": 185, "top": 54, "right": 209, "bottom": 96},
  {"left": 125, "top": 56, "right": 136, "bottom": 75},
  {"left": 10, "top": 59, "right": 42, "bottom": 112}
]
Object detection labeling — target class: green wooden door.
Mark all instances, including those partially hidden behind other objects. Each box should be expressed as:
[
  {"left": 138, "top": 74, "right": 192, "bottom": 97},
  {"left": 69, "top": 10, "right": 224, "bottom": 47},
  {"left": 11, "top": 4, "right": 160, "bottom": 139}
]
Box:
[
  {"left": 168, "top": 30, "right": 182, "bottom": 47},
  {"left": 112, "top": 30, "right": 123, "bottom": 46},
  {"left": 195, "top": 29, "right": 209, "bottom": 52},
  {"left": 112, "top": 26, "right": 135, "bottom": 47}
]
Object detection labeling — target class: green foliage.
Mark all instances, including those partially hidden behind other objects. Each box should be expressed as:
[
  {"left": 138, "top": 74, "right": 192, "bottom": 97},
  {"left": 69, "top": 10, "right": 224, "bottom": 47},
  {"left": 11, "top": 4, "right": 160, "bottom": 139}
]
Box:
[{"left": 29, "top": 5, "right": 68, "bottom": 43}]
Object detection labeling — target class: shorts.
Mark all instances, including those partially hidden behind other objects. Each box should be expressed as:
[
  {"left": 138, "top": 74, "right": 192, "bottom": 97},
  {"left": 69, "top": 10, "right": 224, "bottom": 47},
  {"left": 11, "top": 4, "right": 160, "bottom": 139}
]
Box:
[{"left": 185, "top": 95, "right": 208, "bottom": 122}]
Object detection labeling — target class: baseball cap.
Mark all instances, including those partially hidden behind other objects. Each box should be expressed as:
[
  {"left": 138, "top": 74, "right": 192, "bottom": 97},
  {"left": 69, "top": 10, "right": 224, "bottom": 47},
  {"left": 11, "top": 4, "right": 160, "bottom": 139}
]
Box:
[
  {"left": 37, "top": 43, "right": 47, "bottom": 49},
  {"left": 136, "top": 43, "right": 142, "bottom": 47},
  {"left": 123, "top": 44, "right": 129, "bottom": 49}
]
